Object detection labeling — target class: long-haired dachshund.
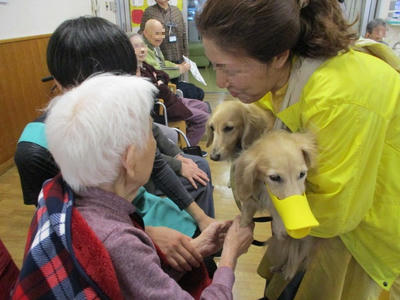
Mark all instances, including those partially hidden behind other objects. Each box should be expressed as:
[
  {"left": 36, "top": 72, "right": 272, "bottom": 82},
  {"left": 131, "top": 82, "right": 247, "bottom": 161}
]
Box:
[
  {"left": 233, "top": 129, "right": 318, "bottom": 279},
  {"left": 206, "top": 101, "right": 275, "bottom": 161}
]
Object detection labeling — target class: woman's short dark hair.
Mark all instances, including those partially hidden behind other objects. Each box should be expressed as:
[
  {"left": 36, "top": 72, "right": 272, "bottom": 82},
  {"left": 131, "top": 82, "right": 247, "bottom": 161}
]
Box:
[
  {"left": 197, "top": 0, "right": 358, "bottom": 62},
  {"left": 47, "top": 16, "right": 137, "bottom": 88}
]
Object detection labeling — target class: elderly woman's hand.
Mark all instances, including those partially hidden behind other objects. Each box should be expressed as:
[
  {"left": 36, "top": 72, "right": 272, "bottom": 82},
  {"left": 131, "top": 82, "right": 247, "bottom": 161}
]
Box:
[
  {"left": 219, "top": 216, "right": 254, "bottom": 270},
  {"left": 145, "top": 226, "right": 203, "bottom": 272},
  {"left": 191, "top": 220, "right": 233, "bottom": 257}
]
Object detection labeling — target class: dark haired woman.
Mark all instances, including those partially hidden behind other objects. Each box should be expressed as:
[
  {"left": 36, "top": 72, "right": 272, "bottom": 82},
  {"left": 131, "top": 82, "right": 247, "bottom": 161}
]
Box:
[
  {"left": 15, "top": 16, "right": 137, "bottom": 206},
  {"left": 197, "top": 0, "right": 400, "bottom": 299}
]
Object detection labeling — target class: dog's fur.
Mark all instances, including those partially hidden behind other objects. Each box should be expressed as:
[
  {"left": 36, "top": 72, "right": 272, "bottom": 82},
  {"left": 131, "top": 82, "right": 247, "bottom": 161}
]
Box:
[
  {"left": 233, "top": 129, "right": 318, "bottom": 280},
  {"left": 206, "top": 101, "right": 275, "bottom": 161}
]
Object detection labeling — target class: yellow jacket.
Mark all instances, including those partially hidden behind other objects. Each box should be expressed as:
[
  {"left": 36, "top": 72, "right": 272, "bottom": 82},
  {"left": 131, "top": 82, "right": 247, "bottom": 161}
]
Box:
[{"left": 257, "top": 49, "right": 400, "bottom": 290}]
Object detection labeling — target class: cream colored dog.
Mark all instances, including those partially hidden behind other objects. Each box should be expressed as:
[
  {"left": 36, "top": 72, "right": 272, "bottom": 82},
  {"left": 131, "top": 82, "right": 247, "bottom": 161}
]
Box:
[
  {"left": 233, "top": 129, "right": 318, "bottom": 279},
  {"left": 206, "top": 101, "right": 275, "bottom": 161}
]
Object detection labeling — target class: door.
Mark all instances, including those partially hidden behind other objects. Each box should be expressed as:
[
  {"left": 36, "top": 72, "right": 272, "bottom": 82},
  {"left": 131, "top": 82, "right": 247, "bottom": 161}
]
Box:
[{"left": 91, "top": 0, "right": 131, "bottom": 32}]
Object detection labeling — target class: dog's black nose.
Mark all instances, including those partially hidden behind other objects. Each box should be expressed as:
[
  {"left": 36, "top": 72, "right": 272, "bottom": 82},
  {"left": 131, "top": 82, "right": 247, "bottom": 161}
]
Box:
[{"left": 210, "top": 153, "right": 220, "bottom": 161}]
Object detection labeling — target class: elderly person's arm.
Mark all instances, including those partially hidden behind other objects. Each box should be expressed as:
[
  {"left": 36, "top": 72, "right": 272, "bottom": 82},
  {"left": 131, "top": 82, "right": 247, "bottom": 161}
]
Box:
[
  {"left": 151, "top": 149, "right": 214, "bottom": 230},
  {"left": 15, "top": 141, "right": 59, "bottom": 205},
  {"left": 104, "top": 216, "right": 253, "bottom": 299},
  {"left": 152, "top": 65, "right": 170, "bottom": 85},
  {"left": 145, "top": 47, "right": 182, "bottom": 79},
  {"left": 153, "top": 125, "right": 210, "bottom": 188},
  {"left": 152, "top": 123, "right": 181, "bottom": 159},
  {"left": 145, "top": 226, "right": 202, "bottom": 272}
]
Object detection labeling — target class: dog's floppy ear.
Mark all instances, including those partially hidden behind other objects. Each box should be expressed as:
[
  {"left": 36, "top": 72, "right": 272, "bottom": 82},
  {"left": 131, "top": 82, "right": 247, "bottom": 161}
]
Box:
[
  {"left": 234, "top": 150, "right": 258, "bottom": 203},
  {"left": 241, "top": 109, "right": 263, "bottom": 149},
  {"left": 292, "top": 131, "right": 318, "bottom": 169},
  {"left": 205, "top": 119, "right": 214, "bottom": 147}
]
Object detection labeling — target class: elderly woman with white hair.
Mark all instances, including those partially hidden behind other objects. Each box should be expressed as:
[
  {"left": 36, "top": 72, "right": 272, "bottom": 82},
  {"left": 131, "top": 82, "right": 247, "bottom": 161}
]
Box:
[{"left": 13, "top": 74, "right": 254, "bottom": 299}]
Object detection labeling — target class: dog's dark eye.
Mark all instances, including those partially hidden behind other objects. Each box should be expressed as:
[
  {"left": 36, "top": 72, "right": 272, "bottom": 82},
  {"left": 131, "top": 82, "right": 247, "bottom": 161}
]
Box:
[
  {"left": 299, "top": 171, "right": 306, "bottom": 179},
  {"left": 269, "top": 175, "right": 282, "bottom": 182},
  {"left": 210, "top": 125, "right": 214, "bottom": 131},
  {"left": 223, "top": 126, "right": 234, "bottom": 132}
]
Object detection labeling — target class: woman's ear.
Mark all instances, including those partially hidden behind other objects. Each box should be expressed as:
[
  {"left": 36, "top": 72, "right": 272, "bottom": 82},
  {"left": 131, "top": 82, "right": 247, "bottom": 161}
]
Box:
[
  {"left": 122, "top": 145, "right": 138, "bottom": 179},
  {"left": 271, "top": 49, "right": 290, "bottom": 69}
]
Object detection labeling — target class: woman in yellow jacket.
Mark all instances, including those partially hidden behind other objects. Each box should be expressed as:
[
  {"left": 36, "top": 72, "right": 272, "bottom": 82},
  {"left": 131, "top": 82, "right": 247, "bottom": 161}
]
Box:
[{"left": 197, "top": 0, "right": 400, "bottom": 299}]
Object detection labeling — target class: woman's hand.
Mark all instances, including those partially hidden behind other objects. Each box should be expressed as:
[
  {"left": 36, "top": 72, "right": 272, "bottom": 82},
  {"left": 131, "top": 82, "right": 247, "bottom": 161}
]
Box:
[
  {"left": 176, "top": 155, "right": 209, "bottom": 189},
  {"left": 145, "top": 226, "right": 202, "bottom": 272},
  {"left": 191, "top": 220, "right": 233, "bottom": 257},
  {"left": 175, "top": 154, "right": 192, "bottom": 165}
]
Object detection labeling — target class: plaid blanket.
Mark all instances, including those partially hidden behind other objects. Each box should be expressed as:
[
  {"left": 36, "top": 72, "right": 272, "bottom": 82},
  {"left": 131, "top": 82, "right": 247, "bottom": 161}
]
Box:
[
  {"left": 12, "top": 174, "right": 211, "bottom": 300},
  {"left": 12, "top": 175, "right": 123, "bottom": 300}
]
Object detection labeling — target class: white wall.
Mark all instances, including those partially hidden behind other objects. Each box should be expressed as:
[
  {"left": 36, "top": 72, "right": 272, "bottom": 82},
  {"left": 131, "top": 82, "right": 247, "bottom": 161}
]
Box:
[
  {"left": 0, "top": 0, "right": 92, "bottom": 40},
  {"left": 96, "top": 0, "right": 117, "bottom": 25}
]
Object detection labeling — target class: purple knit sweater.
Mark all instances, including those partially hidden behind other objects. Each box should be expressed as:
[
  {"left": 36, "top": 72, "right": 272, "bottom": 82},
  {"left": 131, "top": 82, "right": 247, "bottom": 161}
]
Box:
[{"left": 75, "top": 187, "right": 235, "bottom": 299}]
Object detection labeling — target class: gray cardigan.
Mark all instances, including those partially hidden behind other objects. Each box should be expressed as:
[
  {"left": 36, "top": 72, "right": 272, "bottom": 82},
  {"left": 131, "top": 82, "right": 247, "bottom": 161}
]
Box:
[{"left": 153, "top": 124, "right": 182, "bottom": 174}]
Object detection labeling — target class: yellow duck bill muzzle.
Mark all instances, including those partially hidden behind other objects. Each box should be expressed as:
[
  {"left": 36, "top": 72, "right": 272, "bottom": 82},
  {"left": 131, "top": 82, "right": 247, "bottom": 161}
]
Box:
[{"left": 268, "top": 189, "right": 319, "bottom": 239}]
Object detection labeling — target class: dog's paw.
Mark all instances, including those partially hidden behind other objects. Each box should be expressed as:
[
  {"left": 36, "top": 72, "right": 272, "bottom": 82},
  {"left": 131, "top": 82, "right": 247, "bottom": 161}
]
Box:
[
  {"left": 282, "top": 263, "right": 299, "bottom": 281},
  {"left": 269, "top": 265, "right": 282, "bottom": 274},
  {"left": 240, "top": 218, "right": 251, "bottom": 228}
]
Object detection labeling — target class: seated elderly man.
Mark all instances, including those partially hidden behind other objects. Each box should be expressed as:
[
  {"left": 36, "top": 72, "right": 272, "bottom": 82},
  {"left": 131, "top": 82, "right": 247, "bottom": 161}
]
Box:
[
  {"left": 13, "top": 74, "right": 254, "bottom": 299},
  {"left": 130, "top": 32, "right": 209, "bottom": 146},
  {"left": 143, "top": 18, "right": 189, "bottom": 79},
  {"left": 142, "top": 18, "right": 205, "bottom": 100}
]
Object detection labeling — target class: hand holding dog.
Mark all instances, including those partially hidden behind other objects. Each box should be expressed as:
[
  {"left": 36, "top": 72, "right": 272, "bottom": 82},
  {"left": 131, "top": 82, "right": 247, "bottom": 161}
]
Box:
[
  {"left": 192, "top": 220, "right": 232, "bottom": 257},
  {"left": 145, "top": 226, "right": 202, "bottom": 272},
  {"left": 219, "top": 216, "right": 254, "bottom": 270}
]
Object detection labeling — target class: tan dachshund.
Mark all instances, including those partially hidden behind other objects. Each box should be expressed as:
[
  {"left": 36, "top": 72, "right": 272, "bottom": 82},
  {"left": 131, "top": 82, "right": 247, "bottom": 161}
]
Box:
[
  {"left": 233, "top": 129, "right": 318, "bottom": 279},
  {"left": 206, "top": 101, "right": 275, "bottom": 161}
]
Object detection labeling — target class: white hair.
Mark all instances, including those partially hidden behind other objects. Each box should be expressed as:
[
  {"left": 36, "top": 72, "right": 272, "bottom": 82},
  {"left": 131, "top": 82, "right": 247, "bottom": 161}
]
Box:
[{"left": 45, "top": 73, "right": 157, "bottom": 192}]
